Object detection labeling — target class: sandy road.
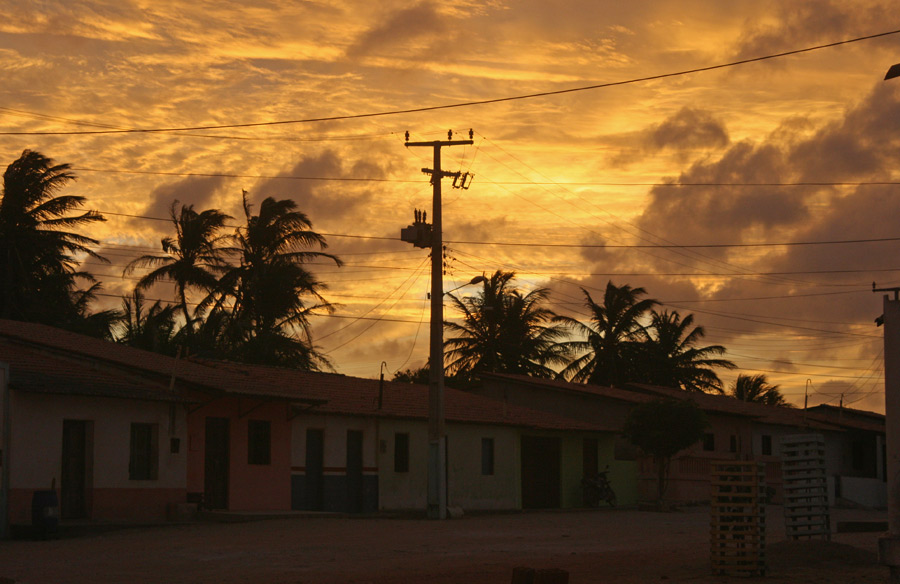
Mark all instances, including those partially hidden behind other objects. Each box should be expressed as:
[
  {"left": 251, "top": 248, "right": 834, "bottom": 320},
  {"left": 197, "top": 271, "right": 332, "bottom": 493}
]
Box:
[{"left": 0, "top": 506, "right": 889, "bottom": 583}]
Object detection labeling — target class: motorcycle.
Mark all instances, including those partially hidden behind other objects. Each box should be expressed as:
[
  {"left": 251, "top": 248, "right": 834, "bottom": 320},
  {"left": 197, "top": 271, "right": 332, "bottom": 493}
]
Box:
[{"left": 582, "top": 466, "right": 617, "bottom": 507}]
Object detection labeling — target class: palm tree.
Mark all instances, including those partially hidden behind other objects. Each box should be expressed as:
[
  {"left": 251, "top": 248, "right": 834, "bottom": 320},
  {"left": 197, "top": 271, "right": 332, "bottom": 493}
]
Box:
[
  {"left": 642, "top": 310, "right": 735, "bottom": 393},
  {"left": 210, "top": 192, "right": 341, "bottom": 369},
  {"left": 729, "top": 373, "right": 791, "bottom": 406},
  {"left": 557, "top": 281, "right": 658, "bottom": 386},
  {"left": 124, "top": 201, "right": 231, "bottom": 337},
  {"left": 116, "top": 289, "right": 178, "bottom": 354},
  {"left": 444, "top": 270, "right": 570, "bottom": 380},
  {"left": 0, "top": 150, "right": 107, "bottom": 324}
]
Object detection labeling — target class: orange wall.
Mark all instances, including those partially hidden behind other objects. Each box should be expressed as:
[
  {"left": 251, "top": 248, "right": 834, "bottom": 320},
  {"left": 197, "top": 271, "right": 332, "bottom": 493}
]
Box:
[{"left": 186, "top": 399, "right": 292, "bottom": 511}]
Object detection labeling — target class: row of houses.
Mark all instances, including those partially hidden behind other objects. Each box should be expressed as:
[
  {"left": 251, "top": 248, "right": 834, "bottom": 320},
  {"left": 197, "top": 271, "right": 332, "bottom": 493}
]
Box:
[{"left": 0, "top": 318, "right": 887, "bottom": 529}]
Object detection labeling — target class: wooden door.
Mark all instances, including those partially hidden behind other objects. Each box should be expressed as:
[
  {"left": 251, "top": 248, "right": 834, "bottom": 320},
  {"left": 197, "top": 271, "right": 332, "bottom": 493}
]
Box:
[
  {"left": 521, "top": 435, "right": 561, "bottom": 509},
  {"left": 61, "top": 420, "right": 88, "bottom": 519},
  {"left": 204, "top": 417, "right": 230, "bottom": 510},
  {"left": 582, "top": 437, "right": 599, "bottom": 506},
  {"left": 346, "top": 430, "right": 363, "bottom": 513},
  {"left": 305, "top": 429, "right": 324, "bottom": 510}
]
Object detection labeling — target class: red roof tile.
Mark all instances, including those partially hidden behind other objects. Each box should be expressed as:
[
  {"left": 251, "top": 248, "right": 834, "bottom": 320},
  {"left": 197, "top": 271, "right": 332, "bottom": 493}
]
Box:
[{"left": 0, "top": 320, "right": 615, "bottom": 433}]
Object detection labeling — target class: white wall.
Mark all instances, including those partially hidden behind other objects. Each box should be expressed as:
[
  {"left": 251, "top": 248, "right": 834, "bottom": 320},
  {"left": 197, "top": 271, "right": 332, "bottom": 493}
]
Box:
[
  {"left": 10, "top": 391, "right": 186, "bottom": 490},
  {"left": 291, "top": 414, "right": 378, "bottom": 470},
  {"left": 376, "top": 419, "right": 521, "bottom": 511}
]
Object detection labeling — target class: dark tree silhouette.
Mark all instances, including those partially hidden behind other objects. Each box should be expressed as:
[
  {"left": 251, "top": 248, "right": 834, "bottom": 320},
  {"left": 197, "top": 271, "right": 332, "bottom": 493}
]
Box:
[
  {"left": 557, "top": 281, "right": 658, "bottom": 385},
  {"left": 116, "top": 289, "right": 178, "bottom": 354},
  {"left": 124, "top": 201, "right": 231, "bottom": 337},
  {"left": 729, "top": 373, "right": 791, "bottom": 406},
  {"left": 623, "top": 397, "right": 708, "bottom": 504},
  {"left": 0, "top": 150, "right": 110, "bottom": 332},
  {"left": 643, "top": 310, "right": 735, "bottom": 393},
  {"left": 392, "top": 366, "right": 430, "bottom": 384},
  {"left": 209, "top": 192, "right": 341, "bottom": 369},
  {"left": 443, "top": 270, "right": 570, "bottom": 380}
]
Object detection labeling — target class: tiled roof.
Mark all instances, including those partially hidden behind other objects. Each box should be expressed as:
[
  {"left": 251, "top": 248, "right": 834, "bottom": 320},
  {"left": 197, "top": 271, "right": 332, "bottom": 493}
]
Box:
[
  {"left": 0, "top": 320, "right": 615, "bottom": 433},
  {"left": 196, "top": 359, "right": 617, "bottom": 432},
  {"left": 478, "top": 372, "right": 652, "bottom": 405},
  {"left": 806, "top": 404, "right": 885, "bottom": 433},
  {"left": 478, "top": 372, "right": 844, "bottom": 432},
  {"left": 0, "top": 319, "right": 320, "bottom": 403},
  {"left": 625, "top": 383, "right": 844, "bottom": 431},
  {"left": 1, "top": 339, "right": 189, "bottom": 403}
]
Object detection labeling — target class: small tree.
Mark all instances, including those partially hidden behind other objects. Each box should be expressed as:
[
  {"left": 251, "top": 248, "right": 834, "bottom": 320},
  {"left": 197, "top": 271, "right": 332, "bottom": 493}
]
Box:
[
  {"left": 622, "top": 398, "right": 708, "bottom": 505},
  {"left": 392, "top": 366, "right": 430, "bottom": 384}
]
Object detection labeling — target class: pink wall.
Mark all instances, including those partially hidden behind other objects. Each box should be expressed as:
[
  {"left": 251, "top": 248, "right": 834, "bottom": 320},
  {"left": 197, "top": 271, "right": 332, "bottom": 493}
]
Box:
[
  {"left": 186, "top": 398, "right": 292, "bottom": 511},
  {"left": 8, "top": 488, "right": 185, "bottom": 524}
]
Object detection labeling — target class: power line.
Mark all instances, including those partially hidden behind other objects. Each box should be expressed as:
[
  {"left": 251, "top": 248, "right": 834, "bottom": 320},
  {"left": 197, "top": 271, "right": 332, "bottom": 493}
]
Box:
[
  {"left": 62, "top": 166, "right": 900, "bottom": 188},
  {"left": 447, "top": 236, "right": 900, "bottom": 249},
  {"left": 97, "top": 209, "right": 900, "bottom": 250},
  {"left": 4, "top": 29, "right": 898, "bottom": 136},
  {"left": 91, "top": 291, "right": 423, "bottom": 323},
  {"left": 665, "top": 304, "right": 881, "bottom": 339},
  {"left": 471, "top": 135, "right": 828, "bottom": 289},
  {"left": 76, "top": 168, "right": 418, "bottom": 182}
]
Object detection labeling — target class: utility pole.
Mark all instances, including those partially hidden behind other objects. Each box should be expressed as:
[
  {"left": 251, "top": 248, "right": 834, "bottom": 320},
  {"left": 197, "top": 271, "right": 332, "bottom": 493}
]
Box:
[
  {"left": 877, "top": 284, "right": 900, "bottom": 580},
  {"left": 879, "top": 65, "right": 900, "bottom": 580},
  {"left": 403, "top": 129, "right": 473, "bottom": 519}
]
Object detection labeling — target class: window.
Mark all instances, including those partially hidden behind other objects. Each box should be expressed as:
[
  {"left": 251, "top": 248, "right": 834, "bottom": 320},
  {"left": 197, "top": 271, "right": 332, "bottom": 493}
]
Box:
[
  {"left": 729, "top": 435, "right": 738, "bottom": 453},
  {"left": 482, "top": 438, "right": 495, "bottom": 476},
  {"left": 852, "top": 440, "right": 866, "bottom": 471},
  {"left": 129, "top": 423, "right": 158, "bottom": 480},
  {"left": 761, "top": 435, "right": 773, "bottom": 456},
  {"left": 394, "top": 433, "right": 409, "bottom": 473},
  {"left": 702, "top": 433, "right": 715, "bottom": 452},
  {"left": 248, "top": 420, "right": 271, "bottom": 465}
]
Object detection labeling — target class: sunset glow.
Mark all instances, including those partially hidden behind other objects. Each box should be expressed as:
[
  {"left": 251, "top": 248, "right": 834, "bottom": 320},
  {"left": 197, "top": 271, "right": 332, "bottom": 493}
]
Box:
[{"left": 3, "top": 1, "right": 899, "bottom": 411}]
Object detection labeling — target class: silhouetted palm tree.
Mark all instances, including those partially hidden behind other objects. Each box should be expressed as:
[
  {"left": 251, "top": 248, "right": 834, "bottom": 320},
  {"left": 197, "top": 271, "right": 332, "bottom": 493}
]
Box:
[
  {"left": 557, "top": 281, "right": 658, "bottom": 385},
  {"left": 729, "top": 373, "right": 791, "bottom": 406},
  {"left": 210, "top": 192, "right": 341, "bottom": 369},
  {"left": 0, "top": 150, "right": 108, "bottom": 325},
  {"left": 116, "top": 289, "right": 178, "bottom": 354},
  {"left": 643, "top": 309, "right": 735, "bottom": 393},
  {"left": 444, "top": 270, "right": 570, "bottom": 380},
  {"left": 124, "top": 201, "right": 231, "bottom": 336}
]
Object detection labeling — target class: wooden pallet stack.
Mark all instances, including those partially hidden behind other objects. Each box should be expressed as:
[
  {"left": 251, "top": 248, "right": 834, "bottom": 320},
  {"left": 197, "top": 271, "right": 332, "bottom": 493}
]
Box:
[
  {"left": 710, "top": 461, "right": 767, "bottom": 577},
  {"left": 780, "top": 434, "right": 831, "bottom": 541}
]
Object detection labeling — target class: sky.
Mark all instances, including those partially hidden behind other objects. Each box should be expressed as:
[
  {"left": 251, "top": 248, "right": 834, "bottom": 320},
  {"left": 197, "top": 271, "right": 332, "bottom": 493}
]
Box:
[{"left": 1, "top": 0, "right": 899, "bottom": 412}]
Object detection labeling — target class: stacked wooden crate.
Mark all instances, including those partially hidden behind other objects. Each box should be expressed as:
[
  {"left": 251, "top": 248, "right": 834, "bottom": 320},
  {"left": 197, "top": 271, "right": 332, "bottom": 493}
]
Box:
[
  {"left": 780, "top": 434, "right": 831, "bottom": 541},
  {"left": 710, "top": 461, "right": 767, "bottom": 577}
]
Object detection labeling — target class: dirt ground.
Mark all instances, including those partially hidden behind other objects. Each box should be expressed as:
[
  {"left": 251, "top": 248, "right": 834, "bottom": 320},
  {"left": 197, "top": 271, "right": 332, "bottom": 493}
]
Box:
[{"left": 0, "top": 505, "right": 891, "bottom": 583}]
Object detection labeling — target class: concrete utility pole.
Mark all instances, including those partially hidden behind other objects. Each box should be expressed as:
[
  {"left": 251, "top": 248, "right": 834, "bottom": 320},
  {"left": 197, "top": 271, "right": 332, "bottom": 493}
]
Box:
[
  {"left": 878, "top": 286, "right": 900, "bottom": 580},
  {"left": 878, "top": 64, "right": 900, "bottom": 580},
  {"left": 1, "top": 362, "right": 10, "bottom": 539},
  {"left": 403, "top": 130, "right": 473, "bottom": 519}
]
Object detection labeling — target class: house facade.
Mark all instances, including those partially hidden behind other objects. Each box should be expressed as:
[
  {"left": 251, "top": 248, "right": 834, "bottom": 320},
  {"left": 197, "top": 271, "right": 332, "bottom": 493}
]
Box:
[
  {"left": 285, "top": 371, "right": 632, "bottom": 512},
  {"left": 2, "top": 319, "right": 886, "bottom": 535},
  {"left": 1, "top": 336, "right": 190, "bottom": 525},
  {"left": 474, "top": 374, "right": 886, "bottom": 508},
  {"left": 1, "top": 320, "right": 633, "bottom": 534}
]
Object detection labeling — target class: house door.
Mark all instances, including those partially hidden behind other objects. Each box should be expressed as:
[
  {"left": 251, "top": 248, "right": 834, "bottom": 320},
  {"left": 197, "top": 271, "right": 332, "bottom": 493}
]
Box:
[
  {"left": 305, "top": 429, "right": 324, "bottom": 510},
  {"left": 61, "top": 420, "right": 90, "bottom": 519},
  {"left": 521, "top": 435, "right": 561, "bottom": 509},
  {"left": 204, "top": 417, "right": 230, "bottom": 510},
  {"left": 346, "top": 430, "right": 364, "bottom": 513},
  {"left": 582, "top": 438, "right": 599, "bottom": 506}
]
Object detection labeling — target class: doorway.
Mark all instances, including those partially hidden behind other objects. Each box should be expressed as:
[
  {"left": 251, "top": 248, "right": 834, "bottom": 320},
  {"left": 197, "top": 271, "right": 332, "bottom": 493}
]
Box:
[
  {"left": 521, "top": 435, "right": 561, "bottom": 509},
  {"left": 61, "top": 420, "right": 92, "bottom": 519},
  {"left": 204, "top": 417, "right": 230, "bottom": 510},
  {"left": 305, "top": 429, "right": 324, "bottom": 510},
  {"left": 346, "top": 430, "right": 363, "bottom": 513}
]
